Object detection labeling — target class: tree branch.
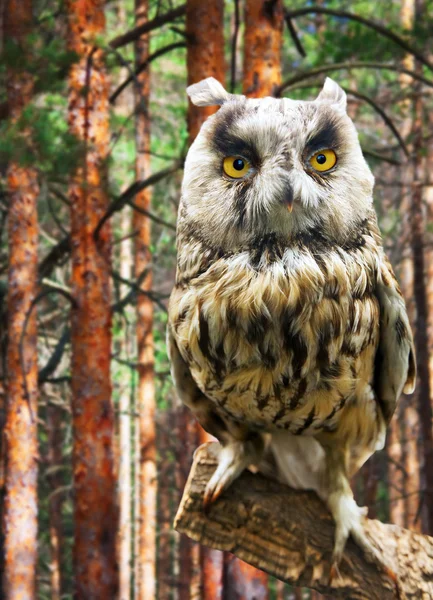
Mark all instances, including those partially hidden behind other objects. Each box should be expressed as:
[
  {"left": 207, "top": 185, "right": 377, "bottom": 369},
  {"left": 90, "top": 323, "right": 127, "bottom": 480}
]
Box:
[
  {"left": 38, "top": 328, "right": 70, "bottom": 384},
  {"left": 284, "top": 6, "right": 433, "bottom": 73},
  {"left": 110, "top": 42, "right": 186, "bottom": 104},
  {"left": 276, "top": 62, "right": 433, "bottom": 96},
  {"left": 284, "top": 15, "right": 306, "bottom": 58},
  {"left": 175, "top": 443, "right": 433, "bottom": 599},
  {"left": 38, "top": 236, "right": 71, "bottom": 281},
  {"left": 93, "top": 160, "right": 183, "bottom": 242},
  {"left": 109, "top": 5, "right": 186, "bottom": 50}
]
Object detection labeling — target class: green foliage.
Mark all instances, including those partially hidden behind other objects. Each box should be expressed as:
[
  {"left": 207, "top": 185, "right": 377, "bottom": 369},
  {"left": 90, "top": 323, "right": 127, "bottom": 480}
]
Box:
[{"left": 0, "top": 98, "right": 83, "bottom": 176}]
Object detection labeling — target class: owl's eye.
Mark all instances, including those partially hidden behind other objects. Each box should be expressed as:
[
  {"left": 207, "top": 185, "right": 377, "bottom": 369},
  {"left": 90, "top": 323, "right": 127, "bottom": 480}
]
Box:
[
  {"left": 309, "top": 149, "right": 337, "bottom": 172},
  {"left": 223, "top": 156, "right": 251, "bottom": 179}
]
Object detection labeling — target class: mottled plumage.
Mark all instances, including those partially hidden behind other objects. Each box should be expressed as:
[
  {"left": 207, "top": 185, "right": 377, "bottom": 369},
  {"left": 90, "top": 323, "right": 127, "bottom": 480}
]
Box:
[{"left": 168, "top": 77, "right": 416, "bottom": 579}]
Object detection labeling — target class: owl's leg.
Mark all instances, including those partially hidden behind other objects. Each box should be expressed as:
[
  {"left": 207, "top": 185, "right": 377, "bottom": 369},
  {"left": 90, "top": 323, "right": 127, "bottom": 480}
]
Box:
[
  {"left": 323, "top": 446, "right": 399, "bottom": 591},
  {"left": 168, "top": 330, "right": 265, "bottom": 508}
]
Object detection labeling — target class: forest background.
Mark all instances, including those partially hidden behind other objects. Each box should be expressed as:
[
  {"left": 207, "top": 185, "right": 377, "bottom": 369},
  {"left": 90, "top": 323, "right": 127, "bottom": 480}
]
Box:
[{"left": 0, "top": 0, "right": 433, "bottom": 599}]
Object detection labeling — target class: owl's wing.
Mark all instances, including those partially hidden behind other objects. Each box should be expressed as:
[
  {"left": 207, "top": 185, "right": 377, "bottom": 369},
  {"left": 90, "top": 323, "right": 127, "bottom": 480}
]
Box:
[{"left": 374, "top": 254, "right": 416, "bottom": 423}]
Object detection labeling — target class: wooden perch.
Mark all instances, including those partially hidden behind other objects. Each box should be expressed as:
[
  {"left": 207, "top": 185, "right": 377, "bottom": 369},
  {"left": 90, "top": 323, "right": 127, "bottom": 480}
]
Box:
[{"left": 174, "top": 443, "right": 433, "bottom": 599}]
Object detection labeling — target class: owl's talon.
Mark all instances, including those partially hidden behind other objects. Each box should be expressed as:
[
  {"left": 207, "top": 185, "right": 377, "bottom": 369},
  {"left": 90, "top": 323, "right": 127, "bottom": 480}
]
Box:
[
  {"left": 202, "top": 439, "right": 264, "bottom": 512},
  {"left": 328, "top": 561, "right": 342, "bottom": 586}
]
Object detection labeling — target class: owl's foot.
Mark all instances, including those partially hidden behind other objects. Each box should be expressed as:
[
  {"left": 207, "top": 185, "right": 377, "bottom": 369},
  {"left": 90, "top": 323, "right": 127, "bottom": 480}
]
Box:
[
  {"left": 327, "top": 492, "right": 400, "bottom": 597},
  {"left": 203, "top": 436, "right": 264, "bottom": 510}
]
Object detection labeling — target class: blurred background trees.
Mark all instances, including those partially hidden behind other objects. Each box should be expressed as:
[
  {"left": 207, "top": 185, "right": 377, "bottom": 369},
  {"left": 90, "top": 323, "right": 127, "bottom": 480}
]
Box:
[{"left": 0, "top": 0, "right": 432, "bottom": 598}]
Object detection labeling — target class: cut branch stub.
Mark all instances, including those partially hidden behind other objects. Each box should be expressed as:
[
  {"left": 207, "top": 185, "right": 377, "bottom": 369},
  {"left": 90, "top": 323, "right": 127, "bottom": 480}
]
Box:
[{"left": 174, "top": 442, "right": 433, "bottom": 600}]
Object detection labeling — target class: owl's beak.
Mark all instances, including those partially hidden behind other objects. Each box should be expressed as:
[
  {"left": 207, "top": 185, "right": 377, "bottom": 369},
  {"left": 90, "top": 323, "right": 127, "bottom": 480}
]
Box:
[{"left": 284, "top": 187, "right": 294, "bottom": 212}]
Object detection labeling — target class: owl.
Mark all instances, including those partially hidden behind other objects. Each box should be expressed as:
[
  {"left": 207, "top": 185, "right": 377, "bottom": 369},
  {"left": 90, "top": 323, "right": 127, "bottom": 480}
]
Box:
[{"left": 168, "top": 77, "right": 416, "bottom": 582}]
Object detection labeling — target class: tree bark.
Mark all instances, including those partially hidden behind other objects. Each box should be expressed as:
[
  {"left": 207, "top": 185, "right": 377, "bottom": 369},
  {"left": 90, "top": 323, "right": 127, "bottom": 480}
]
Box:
[
  {"left": 2, "top": 1, "right": 39, "bottom": 598},
  {"left": 186, "top": 0, "right": 225, "bottom": 143},
  {"left": 134, "top": 1, "right": 157, "bottom": 598},
  {"left": 243, "top": 0, "right": 284, "bottom": 98},
  {"left": 46, "top": 402, "right": 65, "bottom": 600},
  {"left": 66, "top": 1, "right": 119, "bottom": 597},
  {"left": 175, "top": 443, "right": 433, "bottom": 600},
  {"left": 118, "top": 210, "right": 133, "bottom": 600},
  {"left": 224, "top": 554, "right": 269, "bottom": 600},
  {"left": 176, "top": 405, "right": 201, "bottom": 600},
  {"left": 409, "top": 0, "right": 433, "bottom": 536},
  {"left": 390, "top": 0, "right": 422, "bottom": 534},
  {"left": 157, "top": 410, "right": 173, "bottom": 600},
  {"left": 115, "top": 7, "right": 133, "bottom": 600}
]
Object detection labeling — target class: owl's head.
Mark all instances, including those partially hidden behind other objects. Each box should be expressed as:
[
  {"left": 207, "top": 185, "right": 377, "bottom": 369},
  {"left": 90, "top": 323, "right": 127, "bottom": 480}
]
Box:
[{"left": 181, "top": 77, "right": 374, "bottom": 250}]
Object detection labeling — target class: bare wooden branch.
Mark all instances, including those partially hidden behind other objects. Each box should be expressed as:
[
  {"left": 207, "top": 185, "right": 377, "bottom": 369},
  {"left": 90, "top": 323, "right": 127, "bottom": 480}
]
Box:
[
  {"left": 109, "top": 5, "right": 186, "bottom": 50},
  {"left": 93, "top": 160, "right": 183, "bottom": 242},
  {"left": 276, "top": 62, "right": 433, "bottom": 96},
  {"left": 175, "top": 443, "right": 433, "bottom": 600},
  {"left": 284, "top": 6, "right": 433, "bottom": 73},
  {"left": 38, "top": 236, "right": 71, "bottom": 281},
  {"left": 284, "top": 15, "right": 306, "bottom": 58},
  {"left": 109, "top": 42, "right": 186, "bottom": 104}
]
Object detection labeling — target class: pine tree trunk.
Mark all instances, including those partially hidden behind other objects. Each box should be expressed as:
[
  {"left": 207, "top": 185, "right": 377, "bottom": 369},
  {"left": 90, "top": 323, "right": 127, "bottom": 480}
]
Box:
[
  {"left": 424, "top": 27, "right": 433, "bottom": 533},
  {"left": 115, "top": 1, "right": 134, "bottom": 594},
  {"left": 118, "top": 207, "right": 133, "bottom": 600},
  {"left": 224, "top": 554, "right": 269, "bottom": 600},
  {"left": 157, "top": 410, "right": 172, "bottom": 600},
  {"left": 66, "top": 1, "right": 119, "bottom": 596},
  {"left": 46, "top": 402, "right": 65, "bottom": 600},
  {"left": 186, "top": 0, "right": 225, "bottom": 143},
  {"left": 386, "top": 0, "right": 419, "bottom": 532},
  {"left": 134, "top": 1, "right": 157, "bottom": 598},
  {"left": 409, "top": 0, "right": 433, "bottom": 536},
  {"left": 177, "top": 405, "right": 200, "bottom": 600},
  {"left": 398, "top": 0, "right": 422, "bottom": 534},
  {"left": 243, "top": 0, "right": 284, "bottom": 98},
  {"left": 2, "top": 1, "right": 39, "bottom": 597}
]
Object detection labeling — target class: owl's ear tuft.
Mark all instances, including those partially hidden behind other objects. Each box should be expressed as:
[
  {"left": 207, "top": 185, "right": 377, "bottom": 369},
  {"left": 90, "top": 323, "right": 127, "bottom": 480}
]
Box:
[
  {"left": 187, "top": 77, "right": 231, "bottom": 107},
  {"left": 316, "top": 78, "right": 347, "bottom": 111}
]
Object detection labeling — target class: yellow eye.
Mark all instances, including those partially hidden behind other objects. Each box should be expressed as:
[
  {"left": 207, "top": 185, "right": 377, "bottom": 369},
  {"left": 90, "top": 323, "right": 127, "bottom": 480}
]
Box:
[
  {"left": 223, "top": 156, "right": 251, "bottom": 178},
  {"left": 309, "top": 149, "right": 337, "bottom": 172}
]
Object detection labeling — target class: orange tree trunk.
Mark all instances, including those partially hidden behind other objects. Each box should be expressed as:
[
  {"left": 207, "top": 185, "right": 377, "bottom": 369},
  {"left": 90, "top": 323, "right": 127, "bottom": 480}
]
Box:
[
  {"left": 177, "top": 405, "right": 200, "bottom": 600},
  {"left": 185, "top": 0, "right": 226, "bottom": 596},
  {"left": 46, "top": 402, "right": 65, "bottom": 600},
  {"left": 410, "top": 0, "right": 433, "bottom": 533},
  {"left": 398, "top": 0, "right": 421, "bottom": 533},
  {"left": 2, "top": 1, "right": 39, "bottom": 598},
  {"left": 243, "top": 0, "right": 284, "bottom": 98},
  {"left": 186, "top": 0, "right": 225, "bottom": 143},
  {"left": 224, "top": 554, "right": 269, "bottom": 600},
  {"left": 134, "top": 1, "right": 157, "bottom": 598},
  {"left": 66, "top": 1, "right": 119, "bottom": 597},
  {"left": 157, "top": 409, "right": 172, "bottom": 600}
]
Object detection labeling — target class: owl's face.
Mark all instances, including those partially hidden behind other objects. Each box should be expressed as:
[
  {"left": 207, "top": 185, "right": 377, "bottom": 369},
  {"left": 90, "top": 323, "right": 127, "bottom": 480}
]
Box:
[{"left": 181, "top": 78, "right": 374, "bottom": 251}]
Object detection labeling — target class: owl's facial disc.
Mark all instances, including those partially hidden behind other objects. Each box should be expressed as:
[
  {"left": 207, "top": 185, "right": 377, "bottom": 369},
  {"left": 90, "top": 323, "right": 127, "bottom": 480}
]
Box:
[{"left": 182, "top": 85, "right": 374, "bottom": 248}]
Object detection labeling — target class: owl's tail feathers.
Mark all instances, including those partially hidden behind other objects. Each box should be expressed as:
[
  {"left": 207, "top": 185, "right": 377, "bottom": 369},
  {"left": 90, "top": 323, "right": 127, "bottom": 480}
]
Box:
[{"left": 262, "top": 431, "right": 327, "bottom": 499}]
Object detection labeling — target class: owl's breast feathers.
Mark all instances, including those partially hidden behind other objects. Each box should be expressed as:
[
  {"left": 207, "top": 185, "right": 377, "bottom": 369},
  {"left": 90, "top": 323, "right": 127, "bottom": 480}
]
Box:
[{"left": 169, "top": 214, "right": 414, "bottom": 451}]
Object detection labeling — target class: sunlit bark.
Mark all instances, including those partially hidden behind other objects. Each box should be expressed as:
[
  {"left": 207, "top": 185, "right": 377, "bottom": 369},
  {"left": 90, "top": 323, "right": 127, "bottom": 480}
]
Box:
[
  {"left": 66, "top": 0, "right": 119, "bottom": 596},
  {"left": 2, "top": 1, "right": 39, "bottom": 597},
  {"left": 134, "top": 1, "right": 157, "bottom": 598},
  {"left": 243, "top": 0, "right": 284, "bottom": 98},
  {"left": 186, "top": 0, "right": 225, "bottom": 143},
  {"left": 46, "top": 402, "right": 65, "bottom": 600}
]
